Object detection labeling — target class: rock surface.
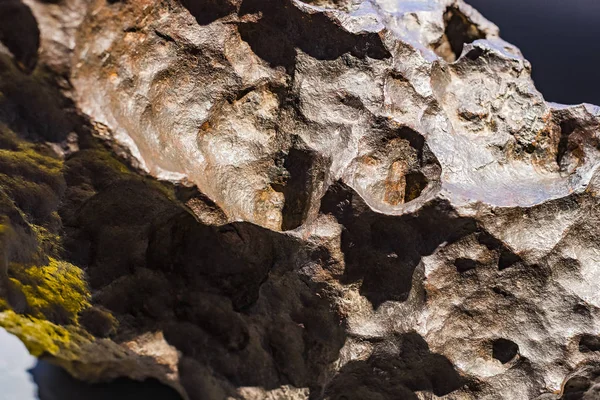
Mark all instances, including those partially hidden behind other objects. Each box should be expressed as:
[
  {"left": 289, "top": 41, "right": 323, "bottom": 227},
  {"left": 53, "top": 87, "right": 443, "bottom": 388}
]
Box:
[{"left": 2, "top": 0, "right": 600, "bottom": 399}]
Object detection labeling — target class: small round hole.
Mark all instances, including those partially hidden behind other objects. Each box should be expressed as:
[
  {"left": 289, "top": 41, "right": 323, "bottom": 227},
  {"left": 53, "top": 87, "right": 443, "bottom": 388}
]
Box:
[{"left": 492, "top": 338, "right": 519, "bottom": 364}]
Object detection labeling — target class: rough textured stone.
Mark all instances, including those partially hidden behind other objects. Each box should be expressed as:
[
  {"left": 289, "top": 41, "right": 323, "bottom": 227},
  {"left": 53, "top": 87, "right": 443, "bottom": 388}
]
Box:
[{"left": 2, "top": 0, "right": 600, "bottom": 399}]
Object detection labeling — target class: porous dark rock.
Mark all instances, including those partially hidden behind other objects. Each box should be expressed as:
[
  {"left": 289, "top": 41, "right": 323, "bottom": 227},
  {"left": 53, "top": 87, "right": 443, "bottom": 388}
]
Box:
[{"left": 2, "top": 0, "right": 600, "bottom": 399}]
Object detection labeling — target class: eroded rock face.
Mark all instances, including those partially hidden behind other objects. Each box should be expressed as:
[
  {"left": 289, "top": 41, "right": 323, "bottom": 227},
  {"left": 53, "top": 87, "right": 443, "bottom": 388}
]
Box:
[{"left": 3, "top": 0, "right": 600, "bottom": 399}]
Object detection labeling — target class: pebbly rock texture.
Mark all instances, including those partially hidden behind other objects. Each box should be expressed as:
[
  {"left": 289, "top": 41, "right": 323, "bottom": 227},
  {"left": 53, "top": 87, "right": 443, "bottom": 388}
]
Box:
[{"left": 2, "top": 0, "right": 600, "bottom": 399}]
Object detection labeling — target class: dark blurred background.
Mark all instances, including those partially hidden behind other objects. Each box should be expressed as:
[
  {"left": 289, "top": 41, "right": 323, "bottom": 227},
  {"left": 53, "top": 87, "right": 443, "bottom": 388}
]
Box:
[{"left": 466, "top": 0, "right": 600, "bottom": 106}]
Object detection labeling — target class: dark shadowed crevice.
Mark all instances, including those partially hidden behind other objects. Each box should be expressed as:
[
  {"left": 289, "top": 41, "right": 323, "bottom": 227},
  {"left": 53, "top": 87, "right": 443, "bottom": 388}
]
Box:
[
  {"left": 174, "top": 185, "right": 228, "bottom": 225},
  {"left": 476, "top": 231, "right": 521, "bottom": 270},
  {"left": 238, "top": 0, "right": 390, "bottom": 72},
  {"left": 454, "top": 258, "right": 478, "bottom": 273},
  {"left": 492, "top": 338, "right": 519, "bottom": 364},
  {"left": 367, "top": 121, "right": 441, "bottom": 207},
  {"left": 579, "top": 334, "right": 600, "bottom": 353},
  {"left": 562, "top": 376, "right": 591, "bottom": 399},
  {"left": 272, "top": 147, "right": 320, "bottom": 231},
  {"left": 0, "top": 56, "right": 83, "bottom": 142},
  {"left": 404, "top": 172, "right": 428, "bottom": 203},
  {"left": 65, "top": 174, "right": 348, "bottom": 396},
  {"left": 61, "top": 150, "right": 348, "bottom": 397},
  {"left": 492, "top": 286, "right": 512, "bottom": 298},
  {"left": 321, "top": 182, "right": 477, "bottom": 308},
  {"left": 338, "top": 92, "right": 364, "bottom": 109},
  {"left": 147, "top": 215, "right": 275, "bottom": 311},
  {"left": 237, "top": 22, "right": 297, "bottom": 73},
  {"left": 556, "top": 119, "right": 579, "bottom": 170},
  {"left": 464, "top": 46, "right": 485, "bottom": 61},
  {"left": 179, "top": 0, "right": 238, "bottom": 26},
  {"left": 393, "top": 125, "right": 426, "bottom": 159},
  {"left": 498, "top": 250, "right": 521, "bottom": 271},
  {"left": 444, "top": 7, "right": 486, "bottom": 59},
  {"left": 573, "top": 303, "right": 592, "bottom": 318},
  {"left": 154, "top": 29, "right": 176, "bottom": 43},
  {"left": 31, "top": 360, "right": 183, "bottom": 400},
  {"left": 0, "top": 0, "right": 40, "bottom": 73},
  {"left": 434, "top": 7, "right": 486, "bottom": 62},
  {"left": 325, "top": 332, "right": 465, "bottom": 399}
]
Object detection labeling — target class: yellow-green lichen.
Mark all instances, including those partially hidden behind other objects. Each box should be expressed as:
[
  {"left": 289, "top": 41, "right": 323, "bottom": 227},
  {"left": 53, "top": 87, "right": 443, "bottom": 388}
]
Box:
[
  {"left": 31, "top": 223, "right": 62, "bottom": 258},
  {"left": 0, "top": 137, "right": 65, "bottom": 225},
  {"left": 0, "top": 147, "right": 63, "bottom": 187},
  {"left": 0, "top": 173, "right": 61, "bottom": 222},
  {"left": 0, "top": 310, "right": 73, "bottom": 357},
  {"left": 9, "top": 258, "right": 91, "bottom": 324}
]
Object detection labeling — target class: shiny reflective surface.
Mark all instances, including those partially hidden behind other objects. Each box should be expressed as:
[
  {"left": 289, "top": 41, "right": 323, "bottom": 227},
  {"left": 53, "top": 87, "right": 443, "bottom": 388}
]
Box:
[{"left": 466, "top": 0, "right": 600, "bottom": 105}]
